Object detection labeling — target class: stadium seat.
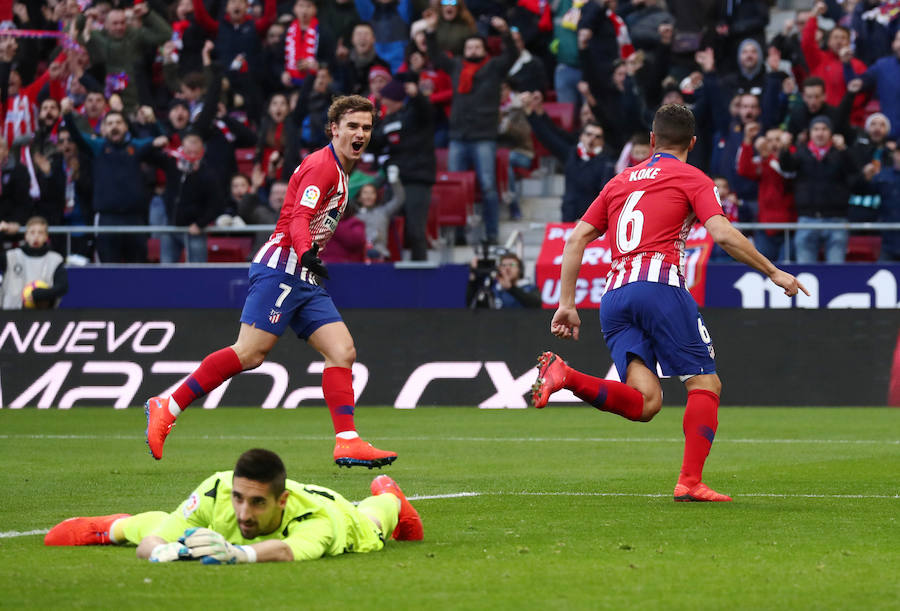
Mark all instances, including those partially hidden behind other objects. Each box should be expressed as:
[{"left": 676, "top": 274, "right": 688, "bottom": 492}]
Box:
[
  {"left": 235, "top": 147, "right": 256, "bottom": 177},
  {"left": 387, "top": 215, "right": 405, "bottom": 261},
  {"left": 543, "top": 102, "right": 575, "bottom": 133},
  {"left": 845, "top": 235, "right": 882, "bottom": 262},
  {"left": 435, "top": 147, "right": 449, "bottom": 172},
  {"left": 207, "top": 236, "right": 254, "bottom": 262},
  {"left": 147, "top": 237, "right": 160, "bottom": 263}
]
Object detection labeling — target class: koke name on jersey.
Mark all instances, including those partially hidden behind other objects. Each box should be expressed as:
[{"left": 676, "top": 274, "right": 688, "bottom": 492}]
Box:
[{"left": 629, "top": 167, "right": 662, "bottom": 181}]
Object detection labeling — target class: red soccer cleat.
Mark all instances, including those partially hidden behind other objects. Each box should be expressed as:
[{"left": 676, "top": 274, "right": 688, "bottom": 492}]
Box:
[
  {"left": 145, "top": 397, "right": 177, "bottom": 460},
  {"left": 333, "top": 437, "right": 397, "bottom": 469},
  {"left": 370, "top": 475, "right": 423, "bottom": 541},
  {"left": 673, "top": 482, "right": 733, "bottom": 502},
  {"left": 44, "top": 513, "right": 130, "bottom": 546},
  {"left": 531, "top": 351, "right": 570, "bottom": 409}
]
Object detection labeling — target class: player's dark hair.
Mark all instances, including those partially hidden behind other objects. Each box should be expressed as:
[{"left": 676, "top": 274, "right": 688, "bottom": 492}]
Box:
[
  {"left": 234, "top": 449, "right": 287, "bottom": 497},
  {"left": 326, "top": 95, "right": 375, "bottom": 138},
  {"left": 651, "top": 103, "right": 695, "bottom": 150}
]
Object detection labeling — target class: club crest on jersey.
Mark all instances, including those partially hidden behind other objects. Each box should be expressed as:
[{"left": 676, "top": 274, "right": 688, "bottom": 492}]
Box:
[
  {"left": 324, "top": 208, "right": 342, "bottom": 233},
  {"left": 269, "top": 309, "right": 282, "bottom": 324},
  {"left": 183, "top": 492, "right": 200, "bottom": 518},
  {"left": 300, "top": 185, "right": 321, "bottom": 208}
]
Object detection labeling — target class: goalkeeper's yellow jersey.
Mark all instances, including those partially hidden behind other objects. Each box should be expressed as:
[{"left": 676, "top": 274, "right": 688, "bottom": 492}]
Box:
[{"left": 150, "top": 471, "right": 385, "bottom": 561}]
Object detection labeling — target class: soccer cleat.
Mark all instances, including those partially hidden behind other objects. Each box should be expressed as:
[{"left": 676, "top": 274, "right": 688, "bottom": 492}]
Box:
[
  {"left": 333, "top": 437, "right": 397, "bottom": 469},
  {"left": 531, "top": 351, "right": 569, "bottom": 409},
  {"left": 370, "top": 475, "right": 423, "bottom": 541},
  {"left": 145, "top": 397, "right": 177, "bottom": 460},
  {"left": 44, "top": 513, "right": 130, "bottom": 546},
  {"left": 673, "top": 482, "right": 733, "bottom": 502}
]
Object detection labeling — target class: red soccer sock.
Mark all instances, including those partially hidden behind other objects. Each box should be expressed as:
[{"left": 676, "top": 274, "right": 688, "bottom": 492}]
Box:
[
  {"left": 566, "top": 368, "right": 644, "bottom": 421},
  {"left": 171, "top": 347, "right": 244, "bottom": 409},
  {"left": 323, "top": 366, "right": 356, "bottom": 435},
  {"left": 678, "top": 389, "right": 720, "bottom": 488}
]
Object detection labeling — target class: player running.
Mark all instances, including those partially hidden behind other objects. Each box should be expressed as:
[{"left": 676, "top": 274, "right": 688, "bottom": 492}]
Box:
[
  {"left": 145, "top": 95, "right": 397, "bottom": 468},
  {"left": 532, "top": 104, "right": 808, "bottom": 502},
  {"left": 44, "top": 448, "right": 423, "bottom": 563}
]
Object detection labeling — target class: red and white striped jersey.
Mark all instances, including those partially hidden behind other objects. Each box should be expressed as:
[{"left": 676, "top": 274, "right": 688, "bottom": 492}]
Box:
[
  {"left": 581, "top": 152, "right": 724, "bottom": 293},
  {"left": 252, "top": 144, "right": 348, "bottom": 283}
]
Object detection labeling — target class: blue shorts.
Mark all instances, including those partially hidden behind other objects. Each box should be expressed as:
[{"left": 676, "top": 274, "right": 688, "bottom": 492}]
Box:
[
  {"left": 600, "top": 282, "right": 716, "bottom": 380},
  {"left": 240, "top": 264, "right": 342, "bottom": 340}
]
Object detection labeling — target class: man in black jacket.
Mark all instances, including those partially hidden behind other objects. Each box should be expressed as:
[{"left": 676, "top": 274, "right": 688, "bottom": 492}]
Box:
[
  {"left": 154, "top": 132, "right": 223, "bottom": 263},
  {"left": 63, "top": 104, "right": 168, "bottom": 262},
  {"left": 425, "top": 13, "right": 518, "bottom": 244},
  {"left": 779, "top": 115, "right": 858, "bottom": 263},
  {"left": 369, "top": 79, "right": 435, "bottom": 261},
  {"left": 522, "top": 91, "right": 614, "bottom": 222}
]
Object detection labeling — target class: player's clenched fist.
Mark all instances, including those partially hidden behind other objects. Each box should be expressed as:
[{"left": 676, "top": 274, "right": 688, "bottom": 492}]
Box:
[
  {"left": 180, "top": 528, "right": 257, "bottom": 564},
  {"left": 551, "top": 306, "right": 581, "bottom": 341},
  {"left": 301, "top": 243, "right": 329, "bottom": 279},
  {"left": 149, "top": 541, "right": 191, "bottom": 563}
]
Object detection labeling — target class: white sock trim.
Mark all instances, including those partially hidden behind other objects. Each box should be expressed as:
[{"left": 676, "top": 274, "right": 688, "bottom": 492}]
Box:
[
  {"left": 108, "top": 518, "right": 123, "bottom": 544},
  {"left": 168, "top": 397, "right": 183, "bottom": 417},
  {"left": 336, "top": 431, "right": 359, "bottom": 440}
]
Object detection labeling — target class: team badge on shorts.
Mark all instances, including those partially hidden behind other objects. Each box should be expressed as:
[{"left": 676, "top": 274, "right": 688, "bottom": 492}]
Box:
[{"left": 269, "top": 309, "right": 282, "bottom": 324}]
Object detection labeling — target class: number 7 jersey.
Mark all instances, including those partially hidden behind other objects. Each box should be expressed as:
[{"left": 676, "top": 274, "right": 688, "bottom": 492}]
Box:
[{"left": 581, "top": 152, "right": 725, "bottom": 292}]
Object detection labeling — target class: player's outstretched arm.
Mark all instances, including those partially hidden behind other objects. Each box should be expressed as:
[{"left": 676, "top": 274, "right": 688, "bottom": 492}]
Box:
[
  {"left": 553, "top": 221, "right": 602, "bottom": 340},
  {"left": 704, "top": 215, "right": 809, "bottom": 297}
]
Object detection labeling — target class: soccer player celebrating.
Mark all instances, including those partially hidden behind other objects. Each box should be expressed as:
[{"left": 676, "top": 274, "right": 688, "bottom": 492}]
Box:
[
  {"left": 44, "top": 448, "right": 423, "bottom": 562},
  {"left": 145, "top": 95, "right": 398, "bottom": 468},
  {"left": 532, "top": 104, "right": 808, "bottom": 502}
]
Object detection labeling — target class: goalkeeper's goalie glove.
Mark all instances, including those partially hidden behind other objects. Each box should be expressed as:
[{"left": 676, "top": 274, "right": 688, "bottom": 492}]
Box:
[
  {"left": 179, "top": 527, "right": 257, "bottom": 564},
  {"left": 149, "top": 541, "right": 192, "bottom": 563}
]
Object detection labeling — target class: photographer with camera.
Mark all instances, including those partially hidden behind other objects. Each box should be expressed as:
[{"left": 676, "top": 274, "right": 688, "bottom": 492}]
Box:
[{"left": 467, "top": 246, "right": 541, "bottom": 309}]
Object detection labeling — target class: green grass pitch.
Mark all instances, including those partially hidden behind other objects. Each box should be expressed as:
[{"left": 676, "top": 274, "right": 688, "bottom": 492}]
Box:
[{"left": 1, "top": 407, "right": 898, "bottom": 610}]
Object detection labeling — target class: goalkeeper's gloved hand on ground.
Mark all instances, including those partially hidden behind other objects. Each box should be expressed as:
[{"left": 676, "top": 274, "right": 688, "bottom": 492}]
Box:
[
  {"left": 300, "top": 243, "right": 329, "bottom": 279},
  {"left": 149, "top": 541, "right": 192, "bottom": 563},
  {"left": 179, "top": 527, "right": 257, "bottom": 564}
]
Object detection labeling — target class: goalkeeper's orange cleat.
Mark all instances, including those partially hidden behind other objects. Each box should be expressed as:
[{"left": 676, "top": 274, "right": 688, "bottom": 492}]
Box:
[
  {"left": 145, "top": 397, "right": 177, "bottom": 460},
  {"left": 44, "top": 513, "right": 130, "bottom": 546},
  {"left": 334, "top": 437, "right": 397, "bottom": 469},
  {"left": 531, "top": 351, "right": 569, "bottom": 409},
  {"left": 370, "top": 475, "right": 423, "bottom": 541},
  {"left": 673, "top": 482, "right": 732, "bottom": 502}
]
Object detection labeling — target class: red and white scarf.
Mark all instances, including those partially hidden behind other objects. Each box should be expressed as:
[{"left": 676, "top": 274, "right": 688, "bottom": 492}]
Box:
[{"left": 285, "top": 17, "right": 319, "bottom": 82}]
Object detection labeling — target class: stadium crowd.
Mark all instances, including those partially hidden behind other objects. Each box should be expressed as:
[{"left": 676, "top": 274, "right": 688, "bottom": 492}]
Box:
[{"left": 0, "top": 0, "right": 898, "bottom": 268}]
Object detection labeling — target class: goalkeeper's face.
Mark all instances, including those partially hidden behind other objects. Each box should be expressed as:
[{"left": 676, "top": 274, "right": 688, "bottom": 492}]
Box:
[{"left": 231, "top": 477, "right": 289, "bottom": 539}]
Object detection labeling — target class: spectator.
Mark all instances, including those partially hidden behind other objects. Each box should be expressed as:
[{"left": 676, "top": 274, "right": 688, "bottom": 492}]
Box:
[
  {"left": 720, "top": 38, "right": 765, "bottom": 99},
  {"left": 77, "top": 3, "right": 172, "bottom": 114},
  {"left": 356, "top": 0, "right": 414, "bottom": 73},
  {"left": 369, "top": 79, "right": 435, "bottom": 260},
  {"left": 239, "top": 174, "right": 285, "bottom": 253},
  {"left": 847, "top": 30, "right": 900, "bottom": 141},
  {"left": 283, "top": 0, "right": 322, "bottom": 87},
  {"left": 770, "top": 8, "right": 812, "bottom": 85},
  {"left": 0, "top": 216, "right": 68, "bottom": 310},
  {"left": 260, "top": 22, "right": 288, "bottom": 98},
  {"left": 614, "top": 131, "right": 651, "bottom": 173},
  {"left": 507, "top": 26, "right": 548, "bottom": 94},
  {"left": 426, "top": 13, "right": 518, "bottom": 244},
  {"left": 356, "top": 168, "right": 405, "bottom": 261},
  {"left": 57, "top": 125, "right": 95, "bottom": 260},
  {"left": 63, "top": 105, "right": 168, "bottom": 263},
  {"left": 154, "top": 132, "right": 223, "bottom": 263},
  {"left": 1, "top": 40, "right": 66, "bottom": 147},
  {"left": 497, "top": 82, "right": 533, "bottom": 220},
  {"left": 801, "top": 1, "right": 867, "bottom": 127},
  {"left": 621, "top": 0, "right": 674, "bottom": 51},
  {"left": 31, "top": 97, "right": 63, "bottom": 158},
  {"left": 713, "top": 0, "right": 769, "bottom": 75},
  {"left": 467, "top": 251, "right": 541, "bottom": 309},
  {"left": 218, "top": 173, "right": 254, "bottom": 228},
  {"left": 785, "top": 76, "right": 852, "bottom": 142},
  {"left": 849, "top": 0, "right": 899, "bottom": 67},
  {"left": 523, "top": 91, "right": 614, "bottom": 222},
  {"left": 847, "top": 112, "right": 893, "bottom": 224},
  {"left": 737, "top": 123, "right": 797, "bottom": 262},
  {"left": 870, "top": 144, "right": 900, "bottom": 261},
  {"left": 707, "top": 175, "right": 741, "bottom": 262},
  {"left": 435, "top": 0, "right": 478, "bottom": 57},
  {"left": 397, "top": 41, "right": 453, "bottom": 146},
  {"left": 167, "top": 0, "right": 208, "bottom": 76},
  {"left": 254, "top": 92, "right": 300, "bottom": 181},
  {"left": 319, "top": 0, "right": 362, "bottom": 55},
  {"left": 710, "top": 91, "right": 760, "bottom": 223},
  {"left": 552, "top": 0, "right": 586, "bottom": 105},
  {"left": 334, "top": 23, "right": 393, "bottom": 96},
  {"left": 294, "top": 64, "right": 339, "bottom": 151},
  {"left": 190, "top": 0, "right": 276, "bottom": 77},
  {"left": 71, "top": 89, "right": 108, "bottom": 136},
  {"left": 779, "top": 116, "right": 858, "bottom": 263}
]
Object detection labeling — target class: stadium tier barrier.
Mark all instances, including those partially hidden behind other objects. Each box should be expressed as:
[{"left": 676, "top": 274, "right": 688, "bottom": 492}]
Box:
[{"left": 1, "top": 309, "right": 897, "bottom": 408}]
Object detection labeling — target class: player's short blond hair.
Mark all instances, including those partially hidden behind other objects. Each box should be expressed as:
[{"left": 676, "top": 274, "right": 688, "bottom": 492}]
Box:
[{"left": 326, "top": 95, "right": 375, "bottom": 137}]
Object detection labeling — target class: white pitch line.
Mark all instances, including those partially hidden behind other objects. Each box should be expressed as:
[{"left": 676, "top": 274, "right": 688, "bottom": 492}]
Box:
[
  {"left": 0, "top": 434, "right": 898, "bottom": 445},
  {"left": 5, "top": 490, "right": 898, "bottom": 540}
]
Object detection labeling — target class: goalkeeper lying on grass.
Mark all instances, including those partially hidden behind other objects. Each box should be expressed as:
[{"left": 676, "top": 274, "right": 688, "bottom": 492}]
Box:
[{"left": 44, "top": 448, "right": 422, "bottom": 563}]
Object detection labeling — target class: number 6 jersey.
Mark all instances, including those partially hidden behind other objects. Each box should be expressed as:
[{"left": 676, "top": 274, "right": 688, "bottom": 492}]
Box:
[{"left": 581, "top": 152, "right": 725, "bottom": 293}]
